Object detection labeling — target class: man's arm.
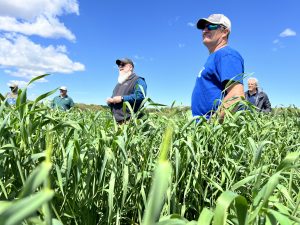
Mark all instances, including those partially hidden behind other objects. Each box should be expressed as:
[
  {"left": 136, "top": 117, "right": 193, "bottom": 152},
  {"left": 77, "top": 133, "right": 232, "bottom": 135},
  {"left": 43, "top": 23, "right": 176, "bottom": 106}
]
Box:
[
  {"left": 262, "top": 94, "right": 271, "bottom": 112},
  {"left": 51, "top": 97, "right": 56, "bottom": 108},
  {"left": 109, "top": 78, "right": 147, "bottom": 104},
  {"left": 69, "top": 98, "right": 75, "bottom": 108},
  {"left": 123, "top": 78, "right": 147, "bottom": 103},
  {"left": 219, "top": 82, "right": 244, "bottom": 120}
]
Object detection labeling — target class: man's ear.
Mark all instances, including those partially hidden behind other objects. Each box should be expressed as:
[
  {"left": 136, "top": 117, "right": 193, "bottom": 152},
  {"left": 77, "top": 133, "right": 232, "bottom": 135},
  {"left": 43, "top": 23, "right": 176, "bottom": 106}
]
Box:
[{"left": 222, "top": 28, "right": 229, "bottom": 37}]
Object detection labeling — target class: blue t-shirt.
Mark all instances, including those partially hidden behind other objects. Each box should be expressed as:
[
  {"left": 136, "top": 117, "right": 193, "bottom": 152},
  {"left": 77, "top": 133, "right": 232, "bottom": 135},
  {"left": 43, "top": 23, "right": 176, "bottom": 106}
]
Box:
[
  {"left": 6, "top": 92, "right": 18, "bottom": 105},
  {"left": 7, "top": 98, "right": 17, "bottom": 105},
  {"left": 191, "top": 46, "right": 244, "bottom": 118},
  {"left": 248, "top": 92, "right": 257, "bottom": 105}
]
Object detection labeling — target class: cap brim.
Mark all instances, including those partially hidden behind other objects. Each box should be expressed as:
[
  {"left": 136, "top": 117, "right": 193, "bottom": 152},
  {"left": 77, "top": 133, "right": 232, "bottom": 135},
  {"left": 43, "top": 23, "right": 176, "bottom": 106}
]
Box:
[
  {"left": 116, "top": 59, "right": 123, "bottom": 65},
  {"left": 197, "top": 18, "right": 225, "bottom": 29},
  {"left": 197, "top": 18, "right": 210, "bottom": 29}
]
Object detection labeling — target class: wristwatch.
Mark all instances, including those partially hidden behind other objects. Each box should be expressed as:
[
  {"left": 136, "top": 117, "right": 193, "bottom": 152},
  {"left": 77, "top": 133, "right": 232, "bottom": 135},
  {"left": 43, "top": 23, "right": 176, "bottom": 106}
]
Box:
[{"left": 121, "top": 96, "right": 124, "bottom": 102}]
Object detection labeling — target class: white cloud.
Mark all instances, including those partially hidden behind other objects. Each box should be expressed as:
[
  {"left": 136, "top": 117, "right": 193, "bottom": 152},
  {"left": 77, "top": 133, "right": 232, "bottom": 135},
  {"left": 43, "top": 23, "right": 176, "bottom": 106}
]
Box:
[
  {"left": 0, "top": 1, "right": 84, "bottom": 82},
  {"left": 0, "top": 15, "right": 75, "bottom": 41},
  {"left": 279, "top": 28, "right": 296, "bottom": 37},
  {"left": 187, "top": 22, "right": 195, "bottom": 27},
  {"left": 272, "top": 39, "right": 285, "bottom": 51},
  {"left": 134, "top": 55, "right": 145, "bottom": 60},
  {"left": 0, "top": 0, "right": 79, "bottom": 20},
  {"left": 0, "top": 34, "right": 85, "bottom": 80},
  {"left": 0, "top": 0, "right": 79, "bottom": 40},
  {"left": 133, "top": 55, "right": 154, "bottom": 62},
  {"left": 178, "top": 43, "right": 185, "bottom": 48},
  {"left": 168, "top": 16, "right": 180, "bottom": 26}
]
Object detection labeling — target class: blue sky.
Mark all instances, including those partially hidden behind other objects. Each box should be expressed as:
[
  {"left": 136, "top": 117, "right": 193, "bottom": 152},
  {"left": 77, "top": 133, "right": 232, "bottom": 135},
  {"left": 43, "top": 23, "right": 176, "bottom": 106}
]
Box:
[{"left": 0, "top": 0, "right": 299, "bottom": 107}]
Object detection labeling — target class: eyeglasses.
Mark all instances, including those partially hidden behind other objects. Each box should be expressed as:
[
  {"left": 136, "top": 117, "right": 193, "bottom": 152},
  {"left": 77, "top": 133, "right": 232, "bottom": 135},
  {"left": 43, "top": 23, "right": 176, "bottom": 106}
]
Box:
[
  {"left": 118, "top": 63, "right": 125, "bottom": 68},
  {"left": 204, "top": 24, "right": 224, "bottom": 31}
]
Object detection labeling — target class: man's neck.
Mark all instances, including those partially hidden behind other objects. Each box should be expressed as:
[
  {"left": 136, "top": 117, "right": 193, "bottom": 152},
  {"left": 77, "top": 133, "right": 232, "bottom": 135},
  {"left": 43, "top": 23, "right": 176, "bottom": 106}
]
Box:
[{"left": 208, "top": 41, "right": 227, "bottom": 54}]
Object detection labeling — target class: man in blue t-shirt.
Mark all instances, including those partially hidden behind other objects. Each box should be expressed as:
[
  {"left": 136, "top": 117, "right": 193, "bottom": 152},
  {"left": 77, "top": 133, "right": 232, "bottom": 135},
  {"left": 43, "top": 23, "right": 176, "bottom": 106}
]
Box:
[{"left": 191, "top": 14, "right": 244, "bottom": 120}]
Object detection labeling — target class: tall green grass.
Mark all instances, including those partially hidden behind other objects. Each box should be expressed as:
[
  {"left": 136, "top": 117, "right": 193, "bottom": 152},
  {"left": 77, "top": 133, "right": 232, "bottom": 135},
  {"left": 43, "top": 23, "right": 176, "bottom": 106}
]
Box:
[{"left": 0, "top": 76, "right": 299, "bottom": 224}]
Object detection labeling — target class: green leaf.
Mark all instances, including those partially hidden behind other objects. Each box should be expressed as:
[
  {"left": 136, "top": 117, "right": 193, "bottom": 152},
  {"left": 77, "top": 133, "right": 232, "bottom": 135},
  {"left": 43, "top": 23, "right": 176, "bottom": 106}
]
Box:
[
  {"left": 276, "top": 152, "right": 300, "bottom": 171},
  {"left": 19, "top": 162, "right": 52, "bottom": 198},
  {"left": 142, "top": 161, "right": 172, "bottom": 225},
  {"left": 197, "top": 208, "right": 214, "bottom": 225},
  {"left": 0, "top": 190, "right": 54, "bottom": 225},
  {"left": 213, "top": 191, "right": 248, "bottom": 225},
  {"left": 267, "top": 209, "right": 293, "bottom": 225}
]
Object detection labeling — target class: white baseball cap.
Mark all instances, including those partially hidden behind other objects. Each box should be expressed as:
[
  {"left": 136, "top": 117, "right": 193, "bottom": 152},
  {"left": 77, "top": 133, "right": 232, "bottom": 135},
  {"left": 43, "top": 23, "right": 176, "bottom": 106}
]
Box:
[
  {"left": 197, "top": 14, "right": 231, "bottom": 31},
  {"left": 59, "top": 86, "right": 67, "bottom": 91},
  {"left": 9, "top": 83, "right": 18, "bottom": 88}
]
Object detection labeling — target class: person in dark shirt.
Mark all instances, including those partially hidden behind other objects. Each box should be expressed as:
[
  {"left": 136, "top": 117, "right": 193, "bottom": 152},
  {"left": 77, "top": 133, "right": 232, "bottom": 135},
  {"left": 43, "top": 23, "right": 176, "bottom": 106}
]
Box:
[
  {"left": 245, "top": 78, "right": 271, "bottom": 112},
  {"left": 106, "top": 58, "right": 147, "bottom": 124}
]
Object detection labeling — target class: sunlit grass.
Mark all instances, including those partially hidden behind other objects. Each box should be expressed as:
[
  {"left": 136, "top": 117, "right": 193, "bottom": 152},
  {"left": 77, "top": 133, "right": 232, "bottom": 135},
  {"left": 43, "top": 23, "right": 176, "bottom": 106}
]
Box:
[{"left": 0, "top": 76, "right": 299, "bottom": 224}]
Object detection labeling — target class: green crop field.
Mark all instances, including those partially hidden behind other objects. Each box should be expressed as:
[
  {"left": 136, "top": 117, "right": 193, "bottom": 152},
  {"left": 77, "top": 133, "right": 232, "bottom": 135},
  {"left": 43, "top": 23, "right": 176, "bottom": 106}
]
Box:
[{"left": 0, "top": 76, "right": 299, "bottom": 225}]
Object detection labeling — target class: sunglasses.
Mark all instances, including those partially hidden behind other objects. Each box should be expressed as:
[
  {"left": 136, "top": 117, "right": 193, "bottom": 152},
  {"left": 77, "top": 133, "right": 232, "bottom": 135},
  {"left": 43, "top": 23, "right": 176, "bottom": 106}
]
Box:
[
  {"left": 118, "top": 63, "right": 127, "bottom": 68},
  {"left": 204, "top": 24, "right": 224, "bottom": 31}
]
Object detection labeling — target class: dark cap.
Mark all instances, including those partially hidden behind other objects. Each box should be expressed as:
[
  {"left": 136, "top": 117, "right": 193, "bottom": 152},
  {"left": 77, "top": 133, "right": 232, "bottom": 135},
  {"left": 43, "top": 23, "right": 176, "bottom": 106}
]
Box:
[{"left": 116, "top": 58, "right": 134, "bottom": 68}]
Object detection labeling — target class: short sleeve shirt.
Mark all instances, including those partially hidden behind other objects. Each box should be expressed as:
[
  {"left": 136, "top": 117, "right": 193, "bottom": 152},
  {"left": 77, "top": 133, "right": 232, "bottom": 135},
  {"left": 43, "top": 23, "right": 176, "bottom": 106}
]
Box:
[
  {"left": 52, "top": 95, "right": 74, "bottom": 110},
  {"left": 191, "top": 46, "right": 244, "bottom": 117}
]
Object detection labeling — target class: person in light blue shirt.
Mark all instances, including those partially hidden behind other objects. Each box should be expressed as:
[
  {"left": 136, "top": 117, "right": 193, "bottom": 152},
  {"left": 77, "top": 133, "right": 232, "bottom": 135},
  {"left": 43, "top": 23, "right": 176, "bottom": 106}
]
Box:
[
  {"left": 106, "top": 58, "right": 147, "bottom": 123},
  {"left": 191, "top": 14, "right": 244, "bottom": 121},
  {"left": 5, "top": 83, "right": 19, "bottom": 105},
  {"left": 51, "top": 86, "right": 74, "bottom": 111}
]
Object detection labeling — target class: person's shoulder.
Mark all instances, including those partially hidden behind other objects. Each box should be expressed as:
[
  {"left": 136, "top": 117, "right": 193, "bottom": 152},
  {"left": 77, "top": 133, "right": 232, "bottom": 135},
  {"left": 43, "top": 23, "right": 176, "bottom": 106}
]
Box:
[
  {"left": 215, "top": 46, "right": 243, "bottom": 64},
  {"left": 137, "top": 77, "right": 147, "bottom": 86},
  {"left": 133, "top": 73, "right": 145, "bottom": 82},
  {"left": 217, "top": 46, "right": 241, "bottom": 56},
  {"left": 259, "top": 91, "right": 268, "bottom": 96}
]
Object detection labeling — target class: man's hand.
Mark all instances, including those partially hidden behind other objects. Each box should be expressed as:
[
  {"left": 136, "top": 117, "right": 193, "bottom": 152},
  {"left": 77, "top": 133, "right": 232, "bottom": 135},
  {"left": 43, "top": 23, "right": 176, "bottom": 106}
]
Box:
[
  {"left": 106, "top": 96, "right": 122, "bottom": 104},
  {"left": 106, "top": 97, "right": 114, "bottom": 104}
]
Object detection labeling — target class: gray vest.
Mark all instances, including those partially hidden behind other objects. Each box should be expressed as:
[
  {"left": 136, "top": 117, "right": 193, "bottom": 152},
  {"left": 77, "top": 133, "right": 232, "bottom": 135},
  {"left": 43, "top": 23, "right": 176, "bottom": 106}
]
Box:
[{"left": 111, "top": 73, "right": 142, "bottom": 122}]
